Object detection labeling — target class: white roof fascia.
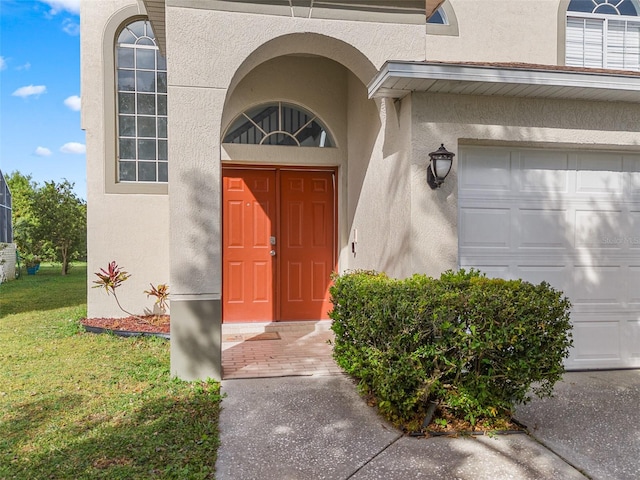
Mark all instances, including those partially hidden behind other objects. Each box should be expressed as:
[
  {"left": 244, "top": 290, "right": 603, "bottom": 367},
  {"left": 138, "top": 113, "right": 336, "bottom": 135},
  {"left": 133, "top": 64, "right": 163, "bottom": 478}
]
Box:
[{"left": 368, "top": 62, "right": 640, "bottom": 101}]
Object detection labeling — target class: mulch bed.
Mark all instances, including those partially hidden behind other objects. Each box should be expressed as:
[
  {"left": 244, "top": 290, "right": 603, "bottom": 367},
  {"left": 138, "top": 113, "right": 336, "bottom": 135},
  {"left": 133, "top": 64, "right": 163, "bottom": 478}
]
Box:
[
  {"left": 418, "top": 408, "right": 526, "bottom": 437},
  {"left": 81, "top": 315, "right": 170, "bottom": 334}
]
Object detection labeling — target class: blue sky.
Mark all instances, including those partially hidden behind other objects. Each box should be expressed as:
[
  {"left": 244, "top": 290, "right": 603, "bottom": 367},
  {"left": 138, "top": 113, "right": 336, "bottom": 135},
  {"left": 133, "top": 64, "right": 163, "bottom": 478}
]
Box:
[{"left": 1, "top": 0, "right": 85, "bottom": 199}]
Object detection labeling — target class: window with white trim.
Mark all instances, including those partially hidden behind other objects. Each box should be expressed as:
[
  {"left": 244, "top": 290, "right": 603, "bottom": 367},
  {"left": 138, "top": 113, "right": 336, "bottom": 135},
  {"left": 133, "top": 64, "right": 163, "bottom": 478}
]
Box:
[
  {"left": 223, "top": 102, "right": 334, "bottom": 147},
  {"left": 566, "top": 0, "right": 640, "bottom": 71},
  {"left": 427, "top": 6, "right": 448, "bottom": 24},
  {"left": 116, "top": 20, "right": 168, "bottom": 183}
]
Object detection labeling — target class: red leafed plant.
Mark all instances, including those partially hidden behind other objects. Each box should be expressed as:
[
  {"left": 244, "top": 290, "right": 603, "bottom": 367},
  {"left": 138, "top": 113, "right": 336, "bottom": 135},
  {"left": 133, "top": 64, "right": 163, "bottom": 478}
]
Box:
[
  {"left": 92, "top": 261, "right": 139, "bottom": 319},
  {"left": 93, "top": 261, "right": 130, "bottom": 295},
  {"left": 144, "top": 283, "right": 170, "bottom": 312}
]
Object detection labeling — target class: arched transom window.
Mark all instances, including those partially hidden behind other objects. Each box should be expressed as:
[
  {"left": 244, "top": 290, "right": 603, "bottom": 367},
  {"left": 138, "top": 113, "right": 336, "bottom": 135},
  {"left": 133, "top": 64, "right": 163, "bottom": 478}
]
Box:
[
  {"left": 116, "top": 20, "right": 168, "bottom": 183},
  {"left": 427, "top": 6, "right": 448, "bottom": 24},
  {"left": 223, "top": 102, "right": 334, "bottom": 147},
  {"left": 566, "top": 0, "right": 640, "bottom": 71}
]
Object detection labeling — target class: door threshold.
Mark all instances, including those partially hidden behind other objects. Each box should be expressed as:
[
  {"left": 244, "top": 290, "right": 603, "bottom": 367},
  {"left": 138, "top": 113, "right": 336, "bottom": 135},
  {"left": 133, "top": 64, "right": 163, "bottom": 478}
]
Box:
[{"left": 222, "top": 320, "right": 332, "bottom": 334}]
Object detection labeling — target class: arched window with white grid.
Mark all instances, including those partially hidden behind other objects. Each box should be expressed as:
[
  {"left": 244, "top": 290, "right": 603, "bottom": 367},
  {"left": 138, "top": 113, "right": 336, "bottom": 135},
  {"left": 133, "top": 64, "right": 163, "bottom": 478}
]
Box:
[
  {"left": 223, "top": 102, "right": 334, "bottom": 147},
  {"left": 115, "top": 20, "right": 168, "bottom": 183}
]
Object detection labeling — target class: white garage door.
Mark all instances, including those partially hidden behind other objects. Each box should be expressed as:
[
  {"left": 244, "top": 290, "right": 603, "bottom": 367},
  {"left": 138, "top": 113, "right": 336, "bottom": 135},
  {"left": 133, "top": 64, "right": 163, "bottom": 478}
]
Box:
[{"left": 459, "top": 146, "right": 640, "bottom": 370}]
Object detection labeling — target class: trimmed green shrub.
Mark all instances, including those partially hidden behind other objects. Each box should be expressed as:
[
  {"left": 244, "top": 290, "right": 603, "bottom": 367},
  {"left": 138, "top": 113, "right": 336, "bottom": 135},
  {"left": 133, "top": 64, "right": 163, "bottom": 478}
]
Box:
[{"left": 329, "top": 269, "right": 573, "bottom": 428}]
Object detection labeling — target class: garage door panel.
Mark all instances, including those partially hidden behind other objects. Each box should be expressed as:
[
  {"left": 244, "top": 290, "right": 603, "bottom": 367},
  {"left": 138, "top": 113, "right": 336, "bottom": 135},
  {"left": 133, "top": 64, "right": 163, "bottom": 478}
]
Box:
[
  {"left": 571, "top": 265, "right": 623, "bottom": 305},
  {"left": 459, "top": 149, "right": 512, "bottom": 192},
  {"left": 575, "top": 209, "right": 624, "bottom": 249},
  {"left": 460, "top": 263, "right": 512, "bottom": 278},
  {"left": 459, "top": 207, "right": 510, "bottom": 248},
  {"left": 628, "top": 320, "right": 640, "bottom": 359},
  {"left": 576, "top": 153, "right": 624, "bottom": 194},
  {"left": 626, "top": 156, "right": 640, "bottom": 197},
  {"left": 517, "top": 265, "right": 567, "bottom": 292},
  {"left": 520, "top": 151, "right": 570, "bottom": 193},
  {"left": 627, "top": 266, "right": 640, "bottom": 303},
  {"left": 570, "top": 321, "right": 621, "bottom": 362},
  {"left": 459, "top": 146, "right": 640, "bottom": 370},
  {"left": 518, "top": 209, "right": 568, "bottom": 249},
  {"left": 625, "top": 211, "right": 640, "bottom": 247}
]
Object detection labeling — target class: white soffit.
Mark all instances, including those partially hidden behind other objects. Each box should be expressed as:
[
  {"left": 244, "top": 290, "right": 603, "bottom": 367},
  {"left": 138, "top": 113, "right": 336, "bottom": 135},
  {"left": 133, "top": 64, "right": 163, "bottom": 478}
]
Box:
[
  {"left": 368, "top": 62, "right": 640, "bottom": 103},
  {"left": 142, "top": 0, "right": 166, "bottom": 54}
]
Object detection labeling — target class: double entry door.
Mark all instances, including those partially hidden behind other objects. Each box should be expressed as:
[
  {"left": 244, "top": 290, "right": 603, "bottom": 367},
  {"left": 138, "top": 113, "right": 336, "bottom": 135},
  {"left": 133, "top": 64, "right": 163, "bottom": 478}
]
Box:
[{"left": 222, "top": 167, "right": 336, "bottom": 322}]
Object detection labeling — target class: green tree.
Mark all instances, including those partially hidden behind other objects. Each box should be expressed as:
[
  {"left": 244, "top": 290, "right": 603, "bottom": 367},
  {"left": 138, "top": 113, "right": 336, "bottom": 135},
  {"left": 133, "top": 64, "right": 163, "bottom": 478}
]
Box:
[
  {"left": 4, "top": 171, "right": 38, "bottom": 258},
  {"left": 31, "top": 180, "right": 86, "bottom": 275}
]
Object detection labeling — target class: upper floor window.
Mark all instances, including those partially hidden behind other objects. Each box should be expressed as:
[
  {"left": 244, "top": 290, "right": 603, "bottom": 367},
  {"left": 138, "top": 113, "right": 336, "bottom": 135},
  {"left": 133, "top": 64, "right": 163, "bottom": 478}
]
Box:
[
  {"left": 566, "top": 0, "right": 640, "bottom": 71},
  {"left": 223, "top": 102, "right": 334, "bottom": 147},
  {"left": 426, "top": 2, "right": 459, "bottom": 36},
  {"left": 427, "top": 6, "right": 448, "bottom": 25},
  {"left": 116, "top": 20, "right": 168, "bottom": 183}
]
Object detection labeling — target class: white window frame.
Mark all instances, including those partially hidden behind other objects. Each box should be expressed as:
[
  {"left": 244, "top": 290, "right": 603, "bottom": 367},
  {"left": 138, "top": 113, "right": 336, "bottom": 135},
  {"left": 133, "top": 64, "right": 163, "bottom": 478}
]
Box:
[
  {"left": 426, "top": 1, "right": 459, "bottom": 36},
  {"left": 566, "top": 2, "right": 640, "bottom": 71},
  {"left": 101, "top": 9, "right": 167, "bottom": 194},
  {"left": 115, "top": 20, "right": 168, "bottom": 184},
  {"left": 223, "top": 102, "right": 335, "bottom": 148}
]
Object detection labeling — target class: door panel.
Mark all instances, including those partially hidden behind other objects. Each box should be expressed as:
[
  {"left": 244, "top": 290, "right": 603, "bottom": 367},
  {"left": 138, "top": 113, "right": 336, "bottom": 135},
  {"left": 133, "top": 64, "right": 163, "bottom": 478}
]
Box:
[
  {"left": 222, "top": 168, "right": 335, "bottom": 322},
  {"left": 223, "top": 169, "right": 276, "bottom": 322},
  {"left": 280, "top": 170, "right": 335, "bottom": 320}
]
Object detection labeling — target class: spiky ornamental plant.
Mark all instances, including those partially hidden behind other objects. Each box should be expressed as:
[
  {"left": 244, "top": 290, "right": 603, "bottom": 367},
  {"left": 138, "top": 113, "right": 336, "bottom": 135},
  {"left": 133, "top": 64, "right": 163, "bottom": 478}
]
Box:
[
  {"left": 144, "top": 283, "right": 170, "bottom": 312},
  {"left": 92, "top": 261, "right": 141, "bottom": 319}
]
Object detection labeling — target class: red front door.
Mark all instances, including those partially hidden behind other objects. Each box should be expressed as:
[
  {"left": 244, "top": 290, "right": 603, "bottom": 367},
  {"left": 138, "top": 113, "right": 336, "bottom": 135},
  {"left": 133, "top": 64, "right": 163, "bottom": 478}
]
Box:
[
  {"left": 222, "top": 169, "right": 276, "bottom": 322},
  {"left": 222, "top": 167, "right": 336, "bottom": 322}
]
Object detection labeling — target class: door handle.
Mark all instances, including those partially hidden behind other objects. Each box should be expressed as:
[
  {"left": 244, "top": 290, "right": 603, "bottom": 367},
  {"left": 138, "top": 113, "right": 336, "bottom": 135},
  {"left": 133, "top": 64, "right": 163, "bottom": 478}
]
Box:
[{"left": 270, "top": 250, "right": 276, "bottom": 257}]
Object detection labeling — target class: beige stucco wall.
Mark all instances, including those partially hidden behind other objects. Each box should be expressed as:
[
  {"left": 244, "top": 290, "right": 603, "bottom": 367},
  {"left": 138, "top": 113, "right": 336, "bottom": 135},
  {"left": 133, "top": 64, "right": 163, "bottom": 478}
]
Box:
[
  {"left": 82, "top": 0, "right": 170, "bottom": 318},
  {"left": 410, "top": 92, "right": 640, "bottom": 277},
  {"left": 167, "top": 4, "right": 427, "bottom": 92},
  {"left": 345, "top": 79, "right": 414, "bottom": 278},
  {"left": 426, "top": 0, "right": 563, "bottom": 65}
]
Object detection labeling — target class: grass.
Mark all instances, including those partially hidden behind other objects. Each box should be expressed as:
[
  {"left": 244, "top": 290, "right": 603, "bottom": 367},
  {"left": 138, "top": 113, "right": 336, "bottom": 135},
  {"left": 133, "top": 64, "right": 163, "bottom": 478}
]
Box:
[{"left": 0, "top": 264, "right": 222, "bottom": 479}]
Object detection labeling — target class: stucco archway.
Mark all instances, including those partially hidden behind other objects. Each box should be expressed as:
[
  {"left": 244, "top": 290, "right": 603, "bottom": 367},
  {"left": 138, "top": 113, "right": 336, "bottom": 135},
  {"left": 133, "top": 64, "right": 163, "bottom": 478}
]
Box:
[
  {"left": 222, "top": 32, "right": 378, "bottom": 119},
  {"left": 219, "top": 33, "right": 381, "bottom": 324}
]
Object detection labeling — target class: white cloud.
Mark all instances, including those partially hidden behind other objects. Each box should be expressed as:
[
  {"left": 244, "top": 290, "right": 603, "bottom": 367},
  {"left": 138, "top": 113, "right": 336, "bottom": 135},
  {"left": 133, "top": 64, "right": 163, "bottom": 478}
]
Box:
[
  {"left": 12, "top": 85, "right": 47, "bottom": 98},
  {"left": 62, "top": 18, "right": 79, "bottom": 36},
  {"left": 16, "top": 62, "right": 31, "bottom": 71},
  {"left": 64, "top": 95, "right": 81, "bottom": 111},
  {"left": 40, "top": 0, "right": 80, "bottom": 15},
  {"left": 0, "top": 57, "right": 6, "bottom": 71},
  {"left": 60, "top": 142, "right": 86, "bottom": 154},
  {"left": 34, "top": 147, "right": 52, "bottom": 157}
]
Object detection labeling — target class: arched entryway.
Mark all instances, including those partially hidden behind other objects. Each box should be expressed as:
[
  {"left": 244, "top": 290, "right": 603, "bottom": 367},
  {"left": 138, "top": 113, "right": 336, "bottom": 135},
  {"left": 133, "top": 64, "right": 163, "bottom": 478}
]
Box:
[
  {"left": 219, "top": 36, "right": 379, "bottom": 324},
  {"left": 222, "top": 102, "right": 338, "bottom": 322}
]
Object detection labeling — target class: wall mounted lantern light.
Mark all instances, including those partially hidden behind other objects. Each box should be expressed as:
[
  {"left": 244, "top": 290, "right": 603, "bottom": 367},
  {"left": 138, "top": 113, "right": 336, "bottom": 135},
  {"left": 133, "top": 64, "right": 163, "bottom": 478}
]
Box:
[{"left": 427, "top": 144, "right": 455, "bottom": 189}]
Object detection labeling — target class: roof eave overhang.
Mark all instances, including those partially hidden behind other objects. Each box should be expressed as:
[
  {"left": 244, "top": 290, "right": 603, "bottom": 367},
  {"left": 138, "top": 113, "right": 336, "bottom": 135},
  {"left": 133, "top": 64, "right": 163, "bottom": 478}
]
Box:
[
  {"left": 140, "top": 0, "right": 167, "bottom": 54},
  {"left": 368, "top": 61, "right": 640, "bottom": 104}
]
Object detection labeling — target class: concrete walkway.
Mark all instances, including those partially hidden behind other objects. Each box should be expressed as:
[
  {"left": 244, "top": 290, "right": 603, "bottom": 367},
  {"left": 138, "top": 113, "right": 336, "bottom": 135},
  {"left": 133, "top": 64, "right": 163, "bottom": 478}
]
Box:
[
  {"left": 218, "top": 322, "right": 640, "bottom": 479},
  {"left": 216, "top": 375, "right": 588, "bottom": 480},
  {"left": 515, "top": 370, "right": 640, "bottom": 480}
]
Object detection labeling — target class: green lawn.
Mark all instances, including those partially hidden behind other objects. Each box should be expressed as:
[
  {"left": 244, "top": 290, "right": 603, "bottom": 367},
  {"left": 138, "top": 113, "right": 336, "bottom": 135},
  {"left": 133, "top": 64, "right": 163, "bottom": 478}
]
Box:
[{"left": 0, "top": 264, "right": 221, "bottom": 479}]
